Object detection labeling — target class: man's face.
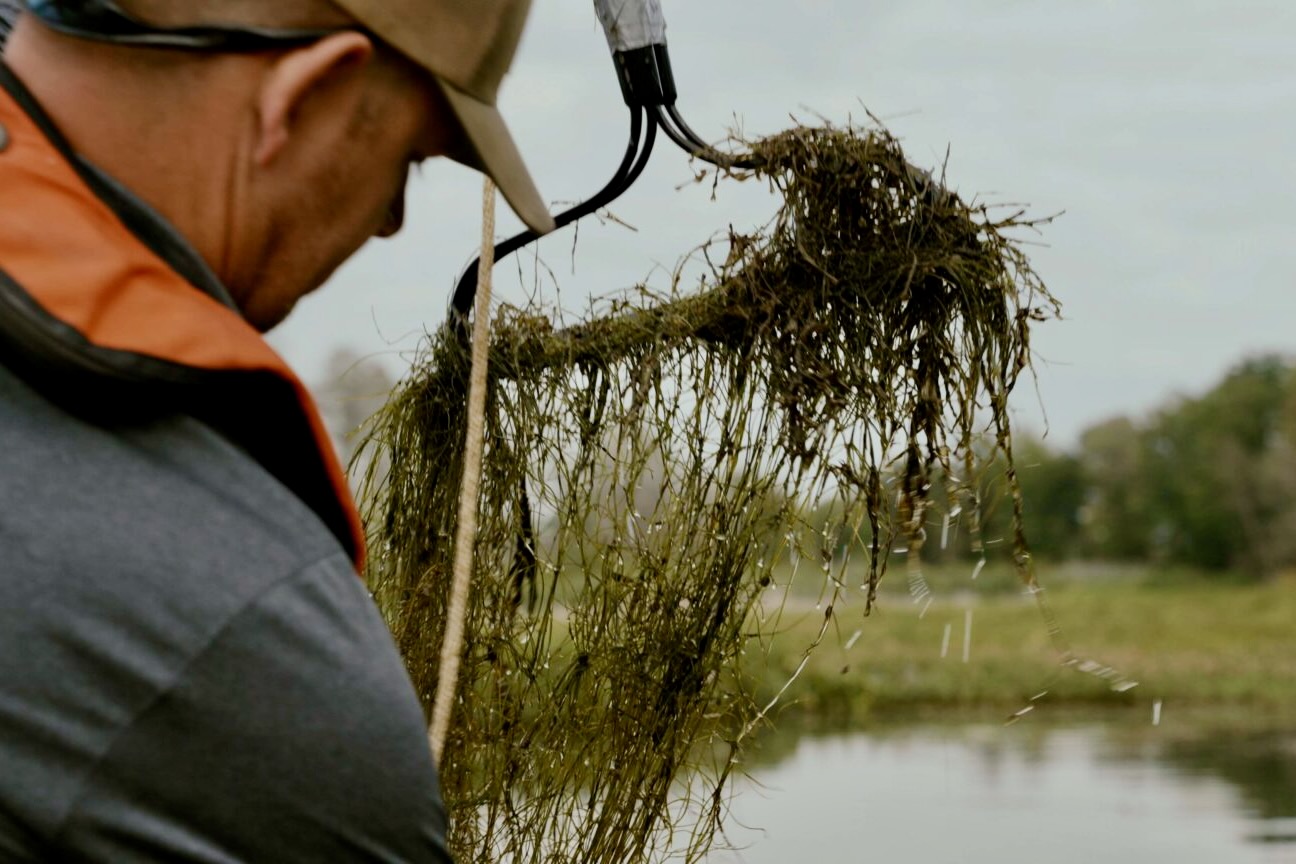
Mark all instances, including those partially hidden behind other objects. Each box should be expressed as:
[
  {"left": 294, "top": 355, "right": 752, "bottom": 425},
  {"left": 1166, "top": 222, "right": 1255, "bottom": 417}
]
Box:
[{"left": 236, "top": 38, "right": 465, "bottom": 330}]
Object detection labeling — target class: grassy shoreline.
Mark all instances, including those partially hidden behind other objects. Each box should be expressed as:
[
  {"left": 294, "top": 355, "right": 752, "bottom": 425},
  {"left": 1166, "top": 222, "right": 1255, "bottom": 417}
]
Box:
[{"left": 747, "top": 565, "right": 1296, "bottom": 726}]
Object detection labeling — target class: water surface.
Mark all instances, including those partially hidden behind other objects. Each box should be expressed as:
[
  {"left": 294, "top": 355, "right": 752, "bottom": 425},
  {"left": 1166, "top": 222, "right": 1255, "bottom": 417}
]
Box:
[{"left": 712, "top": 713, "right": 1296, "bottom": 863}]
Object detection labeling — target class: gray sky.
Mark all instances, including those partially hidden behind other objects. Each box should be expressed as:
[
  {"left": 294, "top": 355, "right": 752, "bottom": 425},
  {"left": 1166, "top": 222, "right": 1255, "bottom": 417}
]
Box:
[{"left": 269, "top": 0, "right": 1296, "bottom": 449}]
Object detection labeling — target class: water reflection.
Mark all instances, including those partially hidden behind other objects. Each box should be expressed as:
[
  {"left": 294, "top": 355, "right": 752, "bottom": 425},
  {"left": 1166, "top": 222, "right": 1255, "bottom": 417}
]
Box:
[
  {"left": 1163, "top": 733, "right": 1296, "bottom": 822},
  {"left": 712, "top": 712, "right": 1296, "bottom": 864}
]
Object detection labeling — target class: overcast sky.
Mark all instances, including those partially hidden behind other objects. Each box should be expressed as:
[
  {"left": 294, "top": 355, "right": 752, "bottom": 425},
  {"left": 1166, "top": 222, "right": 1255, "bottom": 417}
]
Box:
[{"left": 269, "top": 0, "right": 1296, "bottom": 449}]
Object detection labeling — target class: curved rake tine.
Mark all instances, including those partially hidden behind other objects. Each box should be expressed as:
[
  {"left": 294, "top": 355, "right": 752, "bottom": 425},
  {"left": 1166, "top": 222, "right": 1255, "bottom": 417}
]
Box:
[
  {"left": 654, "top": 103, "right": 763, "bottom": 171},
  {"left": 615, "top": 104, "right": 658, "bottom": 193},
  {"left": 650, "top": 103, "right": 699, "bottom": 158},
  {"left": 664, "top": 104, "right": 710, "bottom": 151},
  {"left": 451, "top": 105, "right": 654, "bottom": 322}
]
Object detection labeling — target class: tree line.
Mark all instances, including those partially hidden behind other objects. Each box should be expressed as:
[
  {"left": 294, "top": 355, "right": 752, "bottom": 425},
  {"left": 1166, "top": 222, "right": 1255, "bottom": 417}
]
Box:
[{"left": 986, "top": 354, "right": 1296, "bottom": 579}]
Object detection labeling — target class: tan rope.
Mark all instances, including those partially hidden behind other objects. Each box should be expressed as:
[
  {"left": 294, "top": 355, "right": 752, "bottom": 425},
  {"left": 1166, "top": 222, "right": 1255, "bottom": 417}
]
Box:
[{"left": 429, "top": 177, "right": 497, "bottom": 763}]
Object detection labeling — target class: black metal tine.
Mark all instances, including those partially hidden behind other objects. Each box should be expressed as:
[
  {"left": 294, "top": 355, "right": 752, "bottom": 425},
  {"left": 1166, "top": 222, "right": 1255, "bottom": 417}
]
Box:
[
  {"left": 654, "top": 103, "right": 763, "bottom": 171},
  {"left": 615, "top": 106, "right": 658, "bottom": 192},
  {"left": 665, "top": 103, "right": 711, "bottom": 152},
  {"left": 534, "top": 108, "right": 655, "bottom": 234},
  {"left": 451, "top": 106, "right": 650, "bottom": 321},
  {"left": 650, "top": 104, "right": 698, "bottom": 158}
]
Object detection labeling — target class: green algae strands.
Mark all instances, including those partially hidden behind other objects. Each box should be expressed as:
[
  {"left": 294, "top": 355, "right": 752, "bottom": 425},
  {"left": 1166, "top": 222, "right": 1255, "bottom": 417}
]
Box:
[{"left": 354, "top": 121, "right": 1058, "bottom": 863}]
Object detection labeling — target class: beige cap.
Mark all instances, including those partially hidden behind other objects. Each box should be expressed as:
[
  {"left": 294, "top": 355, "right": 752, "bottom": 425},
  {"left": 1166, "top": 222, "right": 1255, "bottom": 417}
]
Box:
[{"left": 332, "top": 0, "right": 555, "bottom": 234}]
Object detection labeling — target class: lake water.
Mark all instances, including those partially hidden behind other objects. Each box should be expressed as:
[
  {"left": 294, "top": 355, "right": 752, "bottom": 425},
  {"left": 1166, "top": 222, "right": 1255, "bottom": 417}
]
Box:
[{"left": 711, "top": 712, "right": 1296, "bottom": 863}]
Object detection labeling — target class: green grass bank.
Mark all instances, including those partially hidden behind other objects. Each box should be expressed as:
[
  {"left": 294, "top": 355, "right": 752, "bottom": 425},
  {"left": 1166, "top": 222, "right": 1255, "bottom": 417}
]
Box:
[{"left": 748, "top": 563, "right": 1296, "bottom": 725}]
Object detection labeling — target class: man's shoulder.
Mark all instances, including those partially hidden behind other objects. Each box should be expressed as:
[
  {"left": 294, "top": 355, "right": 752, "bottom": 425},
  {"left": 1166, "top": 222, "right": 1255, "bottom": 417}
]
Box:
[
  {"left": 55, "top": 554, "right": 452, "bottom": 863},
  {"left": 0, "top": 356, "right": 354, "bottom": 685},
  {"left": 0, "top": 362, "right": 451, "bottom": 863},
  {"left": 0, "top": 361, "right": 367, "bottom": 840},
  {"left": 0, "top": 357, "right": 341, "bottom": 582}
]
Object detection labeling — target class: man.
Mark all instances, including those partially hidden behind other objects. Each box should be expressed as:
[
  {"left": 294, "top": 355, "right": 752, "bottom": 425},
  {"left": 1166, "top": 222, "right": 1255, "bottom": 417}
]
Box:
[{"left": 0, "top": 1, "right": 554, "bottom": 860}]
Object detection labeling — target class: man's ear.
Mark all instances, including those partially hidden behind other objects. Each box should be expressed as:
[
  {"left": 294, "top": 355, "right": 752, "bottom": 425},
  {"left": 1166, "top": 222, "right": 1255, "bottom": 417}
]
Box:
[{"left": 254, "top": 31, "right": 374, "bottom": 167}]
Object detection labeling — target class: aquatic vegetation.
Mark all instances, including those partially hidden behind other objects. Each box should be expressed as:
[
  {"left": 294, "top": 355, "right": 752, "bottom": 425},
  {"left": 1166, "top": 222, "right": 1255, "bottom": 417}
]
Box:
[{"left": 355, "top": 121, "right": 1057, "bottom": 862}]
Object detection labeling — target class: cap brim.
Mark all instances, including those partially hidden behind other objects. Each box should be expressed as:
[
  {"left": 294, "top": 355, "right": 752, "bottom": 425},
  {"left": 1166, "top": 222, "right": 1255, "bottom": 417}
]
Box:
[{"left": 435, "top": 79, "right": 556, "bottom": 236}]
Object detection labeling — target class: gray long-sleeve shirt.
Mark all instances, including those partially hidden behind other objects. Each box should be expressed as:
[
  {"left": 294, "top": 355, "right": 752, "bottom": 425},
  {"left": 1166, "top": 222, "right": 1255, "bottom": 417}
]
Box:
[{"left": 0, "top": 361, "right": 453, "bottom": 862}]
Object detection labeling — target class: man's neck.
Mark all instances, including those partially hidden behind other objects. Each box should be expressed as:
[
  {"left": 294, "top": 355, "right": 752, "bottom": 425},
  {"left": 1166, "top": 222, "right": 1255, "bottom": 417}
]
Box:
[{"left": 4, "top": 16, "right": 250, "bottom": 299}]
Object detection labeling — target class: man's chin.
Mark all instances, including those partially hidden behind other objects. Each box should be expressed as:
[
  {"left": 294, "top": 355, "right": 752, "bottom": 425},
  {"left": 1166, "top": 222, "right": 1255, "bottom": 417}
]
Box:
[
  {"left": 252, "top": 308, "right": 292, "bottom": 333},
  {"left": 241, "top": 290, "right": 304, "bottom": 333},
  {"left": 247, "top": 261, "right": 349, "bottom": 331}
]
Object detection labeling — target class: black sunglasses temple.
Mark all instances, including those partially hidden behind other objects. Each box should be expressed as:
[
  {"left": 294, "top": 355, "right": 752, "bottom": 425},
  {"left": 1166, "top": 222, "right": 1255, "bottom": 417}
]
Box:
[{"left": 27, "top": 0, "right": 344, "bottom": 51}]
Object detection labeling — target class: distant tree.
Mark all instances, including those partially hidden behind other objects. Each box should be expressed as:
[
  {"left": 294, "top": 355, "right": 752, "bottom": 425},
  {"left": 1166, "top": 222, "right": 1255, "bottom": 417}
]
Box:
[
  {"left": 1076, "top": 417, "right": 1155, "bottom": 560},
  {"left": 1072, "top": 355, "right": 1295, "bottom": 578},
  {"left": 1249, "top": 366, "right": 1296, "bottom": 576},
  {"left": 1012, "top": 437, "right": 1086, "bottom": 559},
  {"left": 1146, "top": 356, "right": 1293, "bottom": 575}
]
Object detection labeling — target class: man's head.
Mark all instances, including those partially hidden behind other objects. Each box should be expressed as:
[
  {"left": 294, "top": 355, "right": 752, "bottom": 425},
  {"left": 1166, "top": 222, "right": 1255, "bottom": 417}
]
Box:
[{"left": 3, "top": 0, "right": 552, "bottom": 329}]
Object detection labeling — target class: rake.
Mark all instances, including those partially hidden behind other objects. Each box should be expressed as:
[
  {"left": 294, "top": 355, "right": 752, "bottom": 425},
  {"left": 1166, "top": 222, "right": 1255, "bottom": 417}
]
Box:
[{"left": 448, "top": 0, "right": 761, "bottom": 324}]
